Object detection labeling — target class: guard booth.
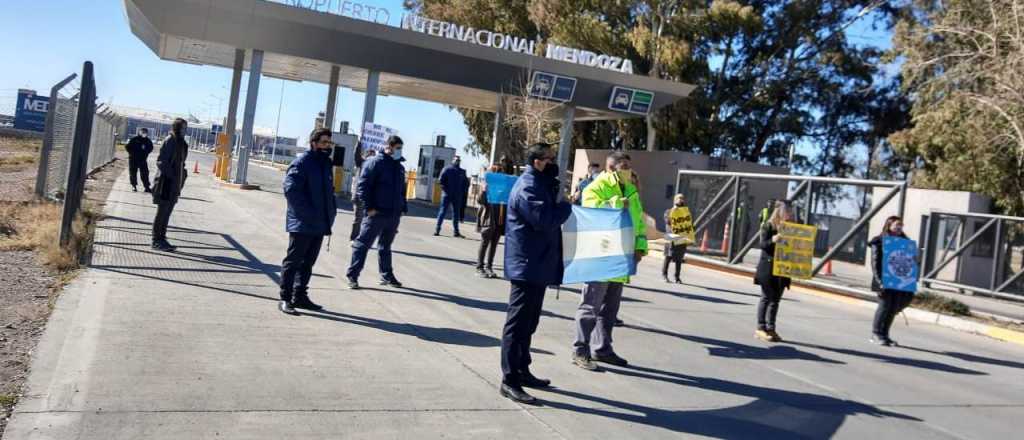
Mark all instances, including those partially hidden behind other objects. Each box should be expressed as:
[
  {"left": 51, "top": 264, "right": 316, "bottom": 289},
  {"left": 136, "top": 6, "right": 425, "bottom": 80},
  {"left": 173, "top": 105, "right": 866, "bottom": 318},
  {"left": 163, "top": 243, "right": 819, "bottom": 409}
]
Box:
[
  {"left": 331, "top": 131, "right": 358, "bottom": 196},
  {"left": 416, "top": 136, "right": 455, "bottom": 203}
]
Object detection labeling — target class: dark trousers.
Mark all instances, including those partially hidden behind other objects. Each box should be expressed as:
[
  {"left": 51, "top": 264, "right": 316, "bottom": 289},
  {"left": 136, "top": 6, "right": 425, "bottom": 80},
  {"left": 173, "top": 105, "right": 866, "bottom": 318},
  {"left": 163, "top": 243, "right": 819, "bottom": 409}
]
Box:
[
  {"left": 873, "top": 289, "right": 913, "bottom": 337},
  {"left": 662, "top": 244, "right": 686, "bottom": 279},
  {"left": 477, "top": 230, "right": 500, "bottom": 270},
  {"left": 350, "top": 199, "right": 364, "bottom": 241},
  {"left": 129, "top": 155, "right": 151, "bottom": 189},
  {"left": 573, "top": 281, "right": 623, "bottom": 356},
  {"left": 279, "top": 233, "right": 325, "bottom": 301},
  {"left": 501, "top": 280, "right": 547, "bottom": 386},
  {"left": 152, "top": 201, "right": 176, "bottom": 242},
  {"left": 347, "top": 214, "right": 400, "bottom": 281},
  {"left": 757, "top": 279, "right": 785, "bottom": 330},
  {"left": 435, "top": 193, "right": 462, "bottom": 234}
]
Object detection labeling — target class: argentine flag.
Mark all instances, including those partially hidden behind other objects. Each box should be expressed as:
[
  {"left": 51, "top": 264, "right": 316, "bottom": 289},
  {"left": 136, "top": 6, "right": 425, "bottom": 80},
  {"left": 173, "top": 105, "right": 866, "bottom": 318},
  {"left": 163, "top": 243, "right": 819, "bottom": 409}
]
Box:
[{"left": 562, "top": 205, "right": 636, "bottom": 284}]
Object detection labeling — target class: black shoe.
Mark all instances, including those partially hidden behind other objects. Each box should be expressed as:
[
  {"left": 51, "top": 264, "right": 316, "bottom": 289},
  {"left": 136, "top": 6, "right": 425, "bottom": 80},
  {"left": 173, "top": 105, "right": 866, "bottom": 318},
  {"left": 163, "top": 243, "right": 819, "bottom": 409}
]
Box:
[
  {"left": 870, "top": 335, "right": 892, "bottom": 346},
  {"left": 520, "top": 371, "right": 551, "bottom": 389},
  {"left": 454, "top": 233, "right": 465, "bottom": 238},
  {"left": 663, "top": 276, "right": 672, "bottom": 283},
  {"left": 379, "top": 277, "right": 403, "bottom": 288},
  {"left": 132, "top": 186, "right": 138, "bottom": 192},
  {"left": 675, "top": 278, "right": 683, "bottom": 284},
  {"left": 486, "top": 269, "right": 499, "bottom": 279},
  {"left": 346, "top": 277, "right": 360, "bottom": 290},
  {"left": 291, "top": 296, "right": 323, "bottom": 311},
  {"left": 594, "top": 352, "right": 629, "bottom": 367},
  {"left": 151, "top": 240, "right": 176, "bottom": 252},
  {"left": 476, "top": 268, "right": 489, "bottom": 278},
  {"left": 278, "top": 300, "right": 298, "bottom": 315},
  {"left": 500, "top": 383, "right": 538, "bottom": 405},
  {"left": 433, "top": 231, "right": 440, "bottom": 236},
  {"left": 613, "top": 318, "right": 625, "bottom": 327},
  {"left": 144, "top": 187, "right": 152, "bottom": 193}
]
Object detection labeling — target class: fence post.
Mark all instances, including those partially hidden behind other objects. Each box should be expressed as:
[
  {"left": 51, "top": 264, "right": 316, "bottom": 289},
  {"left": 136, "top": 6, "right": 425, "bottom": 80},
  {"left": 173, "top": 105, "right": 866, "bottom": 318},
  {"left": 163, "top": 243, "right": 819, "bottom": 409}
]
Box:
[
  {"left": 990, "top": 219, "right": 1003, "bottom": 291},
  {"left": 35, "top": 73, "right": 78, "bottom": 198},
  {"left": 58, "top": 62, "right": 96, "bottom": 247},
  {"left": 726, "top": 177, "right": 741, "bottom": 261}
]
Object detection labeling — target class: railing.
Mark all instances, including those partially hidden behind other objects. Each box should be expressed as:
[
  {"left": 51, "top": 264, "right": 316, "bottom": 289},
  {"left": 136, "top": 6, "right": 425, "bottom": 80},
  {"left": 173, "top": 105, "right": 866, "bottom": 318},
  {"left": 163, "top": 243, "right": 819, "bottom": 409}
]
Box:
[{"left": 920, "top": 211, "right": 1024, "bottom": 299}]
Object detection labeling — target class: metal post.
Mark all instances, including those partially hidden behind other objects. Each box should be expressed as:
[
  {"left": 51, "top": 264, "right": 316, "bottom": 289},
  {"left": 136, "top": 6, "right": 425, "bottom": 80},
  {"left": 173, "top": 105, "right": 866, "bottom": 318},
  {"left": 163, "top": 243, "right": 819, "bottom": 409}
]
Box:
[
  {"left": 490, "top": 93, "right": 506, "bottom": 165},
  {"left": 811, "top": 185, "right": 902, "bottom": 276},
  {"left": 989, "top": 219, "right": 1003, "bottom": 290},
  {"left": 803, "top": 181, "right": 814, "bottom": 224},
  {"left": 897, "top": 180, "right": 908, "bottom": 220},
  {"left": 361, "top": 70, "right": 379, "bottom": 128},
  {"left": 994, "top": 268, "right": 1024, "bottom": 293},
  {"left": 730, "top": 180, "right": 811, "bottom": 264},
  {"left": 726, "top": 177, "right": 741, "bottom": 261},
  {"left": 324, "top": 65, "right": 340, "bottom": 130},
  {"left": 35, "top": 73, "right": 78, "bottom": 198},
  {"left": 235, "top": 49, "right": 264, "bottom": 185},
  {"left": 690, "top": 175, "right": 737, "bottom": 230},
  {"left": 59, "top": 62, "right": 96, "bottom": 247},
  {"left": 224, "top": 49, "right": 244, "bottom": 180},
  {"left": 272, "top": 79, "right": 285, "bottom": 165},
  {"left": 920, "top": 214, "right": 936, "bottom": 287},
  {"left": 557, "top": 105, "right": 576, "bottom": 196}
]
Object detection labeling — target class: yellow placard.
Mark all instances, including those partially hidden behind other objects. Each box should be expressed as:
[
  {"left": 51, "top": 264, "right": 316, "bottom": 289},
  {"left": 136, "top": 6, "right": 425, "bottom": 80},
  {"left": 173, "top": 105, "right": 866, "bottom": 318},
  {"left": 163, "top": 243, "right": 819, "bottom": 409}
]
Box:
[
  {"left": 666, "top": 206, "right": 696, "bottom": 245},
  {"left": 772, "top": 221, "right": 818, "bottom": 280}
]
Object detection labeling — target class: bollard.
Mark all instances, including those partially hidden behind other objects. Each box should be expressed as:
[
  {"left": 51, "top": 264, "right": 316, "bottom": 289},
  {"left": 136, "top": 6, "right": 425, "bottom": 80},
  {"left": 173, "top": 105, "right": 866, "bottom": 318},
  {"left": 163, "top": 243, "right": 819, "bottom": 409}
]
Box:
[
  {"left": 193, "top": 161, "right": 200, "bottom": 174},
  {"left": 823, "top": 246, "right": 834, "bottom": 276},
  {"left": 700, "top": 229, "right": 709, "bottom": 253},
  {"left": 720, "top": 223, "right": 730, "bottom": 253}
]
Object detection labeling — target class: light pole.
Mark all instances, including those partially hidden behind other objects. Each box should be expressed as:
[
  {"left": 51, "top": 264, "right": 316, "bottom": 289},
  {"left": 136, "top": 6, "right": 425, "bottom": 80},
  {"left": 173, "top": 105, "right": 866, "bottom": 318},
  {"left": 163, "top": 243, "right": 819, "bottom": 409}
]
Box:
[{"left": 271, "top": 79, "right": 285, "bottom": 165}]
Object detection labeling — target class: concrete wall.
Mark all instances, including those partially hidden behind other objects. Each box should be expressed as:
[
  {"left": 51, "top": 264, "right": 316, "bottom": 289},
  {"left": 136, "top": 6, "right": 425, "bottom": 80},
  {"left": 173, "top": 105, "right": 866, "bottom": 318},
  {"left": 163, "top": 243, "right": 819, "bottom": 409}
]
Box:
[
  {"left": 868, "top": 187, "right": 994, "bottom": 287},
  {"left": 572, "top": 150, "right": 790, "bottom": 241}
]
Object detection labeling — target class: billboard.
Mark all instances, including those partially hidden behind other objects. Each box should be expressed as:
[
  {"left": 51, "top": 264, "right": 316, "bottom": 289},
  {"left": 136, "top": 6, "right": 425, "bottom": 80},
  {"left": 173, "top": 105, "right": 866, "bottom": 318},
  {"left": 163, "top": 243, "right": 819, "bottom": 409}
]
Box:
[{"left": 14, "top": 89, "right": 49, "bottom": 132}]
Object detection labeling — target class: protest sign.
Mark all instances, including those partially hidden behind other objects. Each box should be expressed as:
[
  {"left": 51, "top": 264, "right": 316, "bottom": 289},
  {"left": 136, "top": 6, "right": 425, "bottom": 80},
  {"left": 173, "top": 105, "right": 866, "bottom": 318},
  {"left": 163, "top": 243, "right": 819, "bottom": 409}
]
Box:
[{"left": 772, "top": 222, "right": 818, "bottom": 280}]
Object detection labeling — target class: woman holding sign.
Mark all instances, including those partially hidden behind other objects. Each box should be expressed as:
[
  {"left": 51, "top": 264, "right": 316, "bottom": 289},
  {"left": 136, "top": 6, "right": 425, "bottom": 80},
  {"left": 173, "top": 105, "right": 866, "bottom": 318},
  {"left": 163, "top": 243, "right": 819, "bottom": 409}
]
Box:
[
  {"left": 869, "top": 216, "right": 914, "bottom": 347},
  {"left": 754, "top": 201, "right": 794, "bottom": 342},
  {"left": 662, "top": 194, "right": 692, "bottom": 283},
  {"left": 475, "top": 165, "right": 506, "bottom": 278}
]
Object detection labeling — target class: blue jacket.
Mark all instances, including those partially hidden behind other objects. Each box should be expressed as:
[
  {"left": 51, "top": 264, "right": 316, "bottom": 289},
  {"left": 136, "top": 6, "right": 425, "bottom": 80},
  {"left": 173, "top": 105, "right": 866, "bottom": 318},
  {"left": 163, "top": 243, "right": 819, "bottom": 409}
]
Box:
[
  {"left": 357, "top": 152, "right": 407, "bottom": 216},
  {"left": 439, "top": 165, "right": 468, "bottom": 197},
  {"left": 283, "top": 151, "right": 337, "bottom": 235},
  {"left": 504, "top": 166, "right": 572, "bottom": 285}
]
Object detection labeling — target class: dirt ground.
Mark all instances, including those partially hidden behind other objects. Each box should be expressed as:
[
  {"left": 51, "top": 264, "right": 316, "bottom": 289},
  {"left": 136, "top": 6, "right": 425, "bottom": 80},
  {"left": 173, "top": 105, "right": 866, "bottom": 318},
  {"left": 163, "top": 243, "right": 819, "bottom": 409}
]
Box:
[{"left": 0, "top": 135, "right": 124, "bottom": 434}]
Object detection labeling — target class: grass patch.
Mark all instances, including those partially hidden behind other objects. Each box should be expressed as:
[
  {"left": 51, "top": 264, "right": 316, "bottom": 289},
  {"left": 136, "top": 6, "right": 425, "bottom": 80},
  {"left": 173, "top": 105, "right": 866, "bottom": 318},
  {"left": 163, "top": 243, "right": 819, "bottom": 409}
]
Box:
[
  {"left": 0, "top": 394, "right": 16, "bottom": 408},
  {"left": 0, "top": 137, "right": 41, "bottom": 152},
  {"left": 912, "top": 291, "right": 971, "bottom": 316},
  {"left": 0, "top": 200, "right": 100, "bottom": 272},
  {"left": 0, "top": 153, "right": 36, "bottom": 166}
]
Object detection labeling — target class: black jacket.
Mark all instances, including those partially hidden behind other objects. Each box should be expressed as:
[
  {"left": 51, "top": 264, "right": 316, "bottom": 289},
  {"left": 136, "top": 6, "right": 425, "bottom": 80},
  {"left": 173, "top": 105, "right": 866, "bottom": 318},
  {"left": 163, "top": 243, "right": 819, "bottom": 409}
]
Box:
[
  {"left": 283, "top": 151, "right": 337, "bottom": 235},
  {"left": 126, "top": 135, "right": 154, "bottom": 159},
  {"left": 868, "top": 233, "right": 909, "bottom": 292},
  {"left": 754, "top": 223, "right": 791, "bottom": 289},
  {"left": 476, "top": 190, "right": 506, "bottom": 236},
  {"left": 152, "top": 134, "right": 188, "bottom": 204},
  {"left": 356, "top": 152, "right": 407, "bottom": 217}
]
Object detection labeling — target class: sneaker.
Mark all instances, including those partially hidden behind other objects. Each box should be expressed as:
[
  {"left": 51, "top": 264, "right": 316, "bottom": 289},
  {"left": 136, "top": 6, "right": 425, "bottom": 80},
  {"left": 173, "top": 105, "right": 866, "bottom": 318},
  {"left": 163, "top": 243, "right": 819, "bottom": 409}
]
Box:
[
  {"left": 499, "top": 383, "right": 538, "bottom": 405},
  {"left": 433, "top": 231, "right": 440, "bottom": 236},
  {"left": 486, "top": 269, "right": 499, "bottom": 279},
  {"left": 278, "top": 300, "right": 298, "bottom": 315},
  {"left": 291, "top": 296, "right": 323, "bottom": 311},
  {"left": 144, "top": 187, "right": 152, "bottom": 193},
  {"left": 663, "top": 275, "right": 672, "bottom": 283},
  {"left": 379, "top": 277, "right": 403, "bottom": 288},
  {"left": 454, "top": 233, "right": 465, "bottom": 238},
  {"left": 767, "top": 330, "right": 783, "bottom": 342},
  {"left": 675, "top": 278, "right": 683, "bottom": 284},
  {"left": 346, "top": 277, "right": 360, "bottom": 290},
  {"left": 476, "top": 268, "right": 489, "bottom": 278},
  {"left": 132, "top": 186, "right": 138, "bottom": 192},
  {"left": 151, "top": 240, "right": 176, "bottom": 252},
  {"left": 593, "top": 352, "right": 629, "bottom": 367},
  {"left": 571, "top": 352, "right": 600, "bottom": 371},
  {"left": 755, "top": 329, "right": 774, "bottom": 342},
  {"left": 870, "top": 335, "right": 892, "bottom": 346}
]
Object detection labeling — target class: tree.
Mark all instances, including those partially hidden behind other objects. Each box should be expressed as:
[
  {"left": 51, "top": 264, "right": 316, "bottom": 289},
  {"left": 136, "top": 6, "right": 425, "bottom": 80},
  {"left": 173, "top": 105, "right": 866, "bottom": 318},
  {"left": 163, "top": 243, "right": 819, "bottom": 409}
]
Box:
[{"left": 889, "top": 0, "right": 1024, "bottom": 215}]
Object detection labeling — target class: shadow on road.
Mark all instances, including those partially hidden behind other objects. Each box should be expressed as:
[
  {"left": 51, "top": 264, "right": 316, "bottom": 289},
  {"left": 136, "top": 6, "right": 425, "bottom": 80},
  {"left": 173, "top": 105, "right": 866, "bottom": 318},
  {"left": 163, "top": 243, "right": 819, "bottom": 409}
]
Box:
[
  {"left": 304, "top": 309, "right": 501, "bottom": 347},
  {"left": 786, "top": 340, "right": 987, "bottom": 375}
]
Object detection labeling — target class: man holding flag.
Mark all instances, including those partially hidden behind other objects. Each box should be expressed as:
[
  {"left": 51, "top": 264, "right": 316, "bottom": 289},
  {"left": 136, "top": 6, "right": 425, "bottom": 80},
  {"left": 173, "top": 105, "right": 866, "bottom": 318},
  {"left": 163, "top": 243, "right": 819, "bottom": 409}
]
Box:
[{"left": 572, "top": 151, "right": 647, "bottom": 371}]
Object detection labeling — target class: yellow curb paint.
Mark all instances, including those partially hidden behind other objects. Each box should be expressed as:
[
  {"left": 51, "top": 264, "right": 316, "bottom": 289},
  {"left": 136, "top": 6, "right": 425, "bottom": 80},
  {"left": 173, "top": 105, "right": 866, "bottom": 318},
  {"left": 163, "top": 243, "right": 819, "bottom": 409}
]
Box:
[{"left": 984, "top": 327, "right": 1024, "bottom": 346}]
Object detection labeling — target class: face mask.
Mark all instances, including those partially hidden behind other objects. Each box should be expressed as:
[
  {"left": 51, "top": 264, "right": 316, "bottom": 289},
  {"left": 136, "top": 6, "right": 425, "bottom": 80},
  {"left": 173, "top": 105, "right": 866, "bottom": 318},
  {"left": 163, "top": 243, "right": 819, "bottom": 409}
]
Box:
[
  {"left": 316, "top": 147, "right": 332, "bottom": 158},
  {"left": 675, "top": 201, "right": 684, "bottom": 207},
  {"left": 391, "top": 148, "right": 403, "bottom": 160},
  {"left": 141, "top": 133, "right": 148, "bottom": 138},
  {"left": 616, "top": 169, "right": 633, "bottom": 183}
]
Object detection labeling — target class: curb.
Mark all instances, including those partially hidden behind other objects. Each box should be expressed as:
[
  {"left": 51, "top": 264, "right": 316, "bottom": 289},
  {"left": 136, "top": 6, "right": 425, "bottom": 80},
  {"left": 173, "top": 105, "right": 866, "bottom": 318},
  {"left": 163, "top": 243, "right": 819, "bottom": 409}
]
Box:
[
  {"left": 219, "top": 181, "right": 261, "bottom": 191},
  {"left": 651, "top": 250, "right": 1024, "bottom": 347}
]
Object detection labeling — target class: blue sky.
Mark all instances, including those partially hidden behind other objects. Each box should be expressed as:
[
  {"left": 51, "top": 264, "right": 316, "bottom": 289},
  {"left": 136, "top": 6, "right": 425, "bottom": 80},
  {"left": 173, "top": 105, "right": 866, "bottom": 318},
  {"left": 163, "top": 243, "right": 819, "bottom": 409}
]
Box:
[{"left": 0, "top": 0, "right": 488, "bottom": 172}]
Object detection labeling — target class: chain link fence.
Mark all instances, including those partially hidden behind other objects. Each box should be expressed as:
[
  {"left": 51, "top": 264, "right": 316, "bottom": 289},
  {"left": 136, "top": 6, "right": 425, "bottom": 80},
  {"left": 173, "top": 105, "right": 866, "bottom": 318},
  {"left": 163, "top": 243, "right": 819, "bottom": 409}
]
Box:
[{"left": 35, "top": 72, "right": 120, "bottom": 201}]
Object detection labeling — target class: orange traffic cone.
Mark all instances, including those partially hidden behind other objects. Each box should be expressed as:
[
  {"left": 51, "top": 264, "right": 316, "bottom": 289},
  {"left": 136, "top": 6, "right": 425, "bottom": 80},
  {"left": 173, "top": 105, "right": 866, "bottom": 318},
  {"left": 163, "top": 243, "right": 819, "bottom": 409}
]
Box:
[
  {"left": 193, "top": 161, "right": 200, "bottom": 174},
  {"left": 700, "top": 229, "right": 709, "bottom": 253},
  {"left": 823, "top": 247, "right": 834, "bottom": 276},
  {"left": 720, "top": 223, "right": 730, "bottom": 253}
]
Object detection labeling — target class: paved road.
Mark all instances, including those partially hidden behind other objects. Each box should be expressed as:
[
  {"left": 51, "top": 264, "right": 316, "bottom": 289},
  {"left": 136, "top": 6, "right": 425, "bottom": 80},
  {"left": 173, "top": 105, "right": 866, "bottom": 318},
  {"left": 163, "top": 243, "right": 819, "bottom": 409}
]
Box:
[{"left": 5, "top": 153, "right": 1024, "bottom": 439}]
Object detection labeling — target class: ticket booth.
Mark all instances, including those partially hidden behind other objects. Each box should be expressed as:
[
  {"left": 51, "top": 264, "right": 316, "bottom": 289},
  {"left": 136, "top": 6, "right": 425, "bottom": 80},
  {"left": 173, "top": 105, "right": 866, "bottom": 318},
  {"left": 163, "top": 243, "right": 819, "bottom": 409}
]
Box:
[
  {"left": 415, "top": 143, "right": 455, "bottom": 203},
  {"left": 331, "top": 132, "right": 358, "bottom": 196}
]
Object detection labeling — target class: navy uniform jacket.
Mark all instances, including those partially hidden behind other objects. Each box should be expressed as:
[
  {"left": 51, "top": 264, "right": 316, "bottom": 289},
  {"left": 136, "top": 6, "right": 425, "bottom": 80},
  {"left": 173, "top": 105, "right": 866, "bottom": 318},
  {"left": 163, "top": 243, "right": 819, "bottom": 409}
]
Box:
[
  {"left": 503, "top": 166, "right": 572, "bottom": 286},
  {"left": 283, "top": 151, "right": 337, "bottom": 235},
  {"left": 356, "top": 152, "right": 407, "bottom": 217}
]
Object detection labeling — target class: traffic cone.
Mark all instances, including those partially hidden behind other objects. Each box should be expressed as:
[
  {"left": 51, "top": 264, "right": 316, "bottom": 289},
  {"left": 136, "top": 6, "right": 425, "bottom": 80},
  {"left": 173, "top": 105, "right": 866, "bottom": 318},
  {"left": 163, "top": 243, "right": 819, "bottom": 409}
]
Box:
[
  {"left": 823, "top": 247, "right": 834, "bottom": 276},
  {"left": 720, "top": 223, "right": 730, "bottom": 253},
  {"left": 193, "top": 161, "right": 200, "bottom": 174},
  {"left": 700, "top": 229, "right": 709, "bottom": 253}
]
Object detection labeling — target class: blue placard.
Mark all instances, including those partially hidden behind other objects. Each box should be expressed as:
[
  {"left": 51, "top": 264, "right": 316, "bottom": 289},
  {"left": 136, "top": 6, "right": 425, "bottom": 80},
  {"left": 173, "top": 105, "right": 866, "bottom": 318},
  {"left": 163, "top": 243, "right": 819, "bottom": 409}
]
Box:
[
  {"left": 882, "top": 236, "right": 919, "bottom": 293},
  {"left": 484, "top": 172, "right": 518, "bottom": 205},
  {"left": 211, "top": 124, "right": 224, "bottom": 133},
  {"left": 609, "top": 87, "right": 633, "bottom": 112},
  {"left": 530, "top": 72, "right": 556, "bottom": 98},
  {"left": 14, "top": 90, "right": 48, "bottom": 132},
  {"left": 551, "top": 77, "right": 576, "bottom": 102}
]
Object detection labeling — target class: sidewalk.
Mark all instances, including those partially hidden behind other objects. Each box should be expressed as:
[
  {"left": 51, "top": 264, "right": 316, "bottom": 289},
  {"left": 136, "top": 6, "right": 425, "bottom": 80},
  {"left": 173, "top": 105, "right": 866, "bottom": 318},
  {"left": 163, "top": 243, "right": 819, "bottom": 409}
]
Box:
[{"left": 6, "top": 164, "right": 1024, "bottom": 439}]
